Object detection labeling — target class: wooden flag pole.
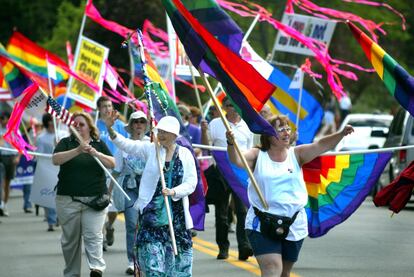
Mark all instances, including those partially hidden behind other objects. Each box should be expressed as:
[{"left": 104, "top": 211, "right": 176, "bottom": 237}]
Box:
[
  {"left": 199, "top": 71, "right": 269, "bottom": 210},
  {"left": 187, "top": 58, "right": 204, "bottom": 120},
  {"left": 68, "top": 124, "right": 131, "bottom": 201},
  {"left": 154, "top": 137, "right": 178, "bottom": 256}
]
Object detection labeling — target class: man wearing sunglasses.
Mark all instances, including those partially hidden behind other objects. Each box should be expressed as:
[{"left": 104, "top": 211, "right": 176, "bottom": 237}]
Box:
[
  {"left": 201, "top": 97, "right": 254, "bottom": 261},
  {"left": 95, "top": 96, "right": 129, "bottom": 251}
]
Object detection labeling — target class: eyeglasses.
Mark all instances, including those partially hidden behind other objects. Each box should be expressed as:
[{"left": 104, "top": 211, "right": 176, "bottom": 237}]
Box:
[
  {"left": 75, "top": 122, "right": 86, "bottom": 127},
  {"left": 132, "top": 119, "right": 147, "bottom": 124},
  {"left": 276, "top": 126, "right": 291, "bottom": 133},
  {"left": 224, "top": 103, "right": 233, "bottom": 108}
]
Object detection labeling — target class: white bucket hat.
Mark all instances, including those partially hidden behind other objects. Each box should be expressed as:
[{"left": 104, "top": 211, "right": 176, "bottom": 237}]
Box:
[
  {"left": 124, "top": 111, "right": 148, "bottom": 133},
  {"left": 155, "top": 116, "right": 180, "bottom": 136}
]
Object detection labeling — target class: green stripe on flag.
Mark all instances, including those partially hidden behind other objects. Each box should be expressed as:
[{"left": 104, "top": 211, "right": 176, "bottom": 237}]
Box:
[{"left": 382, "top": 54, "right": 398, "bottom": 96}]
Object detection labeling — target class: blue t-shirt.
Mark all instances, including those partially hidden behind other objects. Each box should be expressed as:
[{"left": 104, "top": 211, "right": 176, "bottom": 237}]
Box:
[{"left": 96, "top": 118, "right": 128, "bottom": 155}]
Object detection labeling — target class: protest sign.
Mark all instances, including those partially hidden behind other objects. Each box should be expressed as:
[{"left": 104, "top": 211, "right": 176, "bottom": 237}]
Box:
[{"left": 67, "top": 36, "right": 109, "bottom": 109}]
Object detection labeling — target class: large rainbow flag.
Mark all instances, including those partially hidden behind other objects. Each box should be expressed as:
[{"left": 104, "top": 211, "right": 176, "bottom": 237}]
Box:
[
  {"left": 348, "top": 22, "right": 414, "bottom": 117},
  {"left": 7, "top": 31, "right": 68, "bottom": 83},
  {"left": 213, "top": 150, "right": 392, "bottom": 238},
  {"left": 303, "top": 152, "right": 392, "bottom": 237},
  {"left": 162, "top": 0, "right": 277, "bottom": 136}
]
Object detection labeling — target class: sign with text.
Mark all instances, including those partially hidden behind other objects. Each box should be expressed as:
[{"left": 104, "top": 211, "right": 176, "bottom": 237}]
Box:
[
  {"left": 67, "top": 36, "right": 109, "bottom": 109},
  {"left": 167, "top": 18, "right": 199, "bottom": 78},
  {"left": 272, "top": 13, "right": 336, "bottom": 56},
  {"left": 31, "top": 156, "right": 59, "bottom": 209}
]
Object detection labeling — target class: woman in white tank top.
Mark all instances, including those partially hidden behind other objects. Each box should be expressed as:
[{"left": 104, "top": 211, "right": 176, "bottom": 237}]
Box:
[{"left": 226, "top": 115, "right": 354, "bottom": 277}]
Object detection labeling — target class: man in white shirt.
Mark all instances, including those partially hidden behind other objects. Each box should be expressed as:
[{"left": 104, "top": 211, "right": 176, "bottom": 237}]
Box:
[{"left": 201, "top": 97, "right": 253, "bottom": 261}]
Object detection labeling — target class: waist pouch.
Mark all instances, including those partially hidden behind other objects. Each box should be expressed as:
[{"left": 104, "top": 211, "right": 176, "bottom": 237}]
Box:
[
  {"left": 72, "top": 194, "right": 110, "bottom": 211},
  {"left": 253, "top": 207, "right": 299, "bottom": 240}
]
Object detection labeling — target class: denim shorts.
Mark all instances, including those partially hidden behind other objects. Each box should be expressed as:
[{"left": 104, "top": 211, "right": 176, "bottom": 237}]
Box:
[{"left": 246, "top": 229, "right": 304, "bottom": 262}]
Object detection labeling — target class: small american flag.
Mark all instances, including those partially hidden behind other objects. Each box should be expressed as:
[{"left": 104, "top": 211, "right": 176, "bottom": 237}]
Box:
[{"left": 46, "top": 96, "right": 75, "bottom": 126}]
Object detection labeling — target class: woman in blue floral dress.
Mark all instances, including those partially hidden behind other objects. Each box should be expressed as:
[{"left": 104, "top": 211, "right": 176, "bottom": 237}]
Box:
[{"left": 105, "top": 115, "right": 197, "bottom": 276}]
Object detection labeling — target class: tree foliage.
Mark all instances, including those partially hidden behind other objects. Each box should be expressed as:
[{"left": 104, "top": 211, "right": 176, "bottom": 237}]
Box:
[{"left": 0, "top": 0, "right": 413, "bottom": 112}]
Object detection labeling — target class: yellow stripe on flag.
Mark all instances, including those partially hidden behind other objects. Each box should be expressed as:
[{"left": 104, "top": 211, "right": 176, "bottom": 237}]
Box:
[
  {"left": 272, "top": 89, "right": 308, "bottom": 120},
  {"left": 370, "top": 43, "right": 386, "bottom": 80}
]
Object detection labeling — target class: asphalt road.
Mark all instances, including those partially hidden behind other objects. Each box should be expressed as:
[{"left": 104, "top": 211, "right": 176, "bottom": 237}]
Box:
[{"left": 1, "top": 190, "right": 414, "bottom": 277}]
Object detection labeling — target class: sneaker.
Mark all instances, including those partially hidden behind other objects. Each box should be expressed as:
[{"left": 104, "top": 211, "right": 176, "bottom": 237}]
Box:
[
  {"left": 125, "top": 266, "right": 134, "bottom": 275},
  {"left": 105, "top": 224, "right": 115, "bottom": 246},
  {"left": 2, "top": 205, "right": 9, "bottom": 217},
  {"left": 90, "top": 269, "right": 102, "bottom": 277},
  {"left": 47, "top": 225, "right": 55, "bottom": 232}
]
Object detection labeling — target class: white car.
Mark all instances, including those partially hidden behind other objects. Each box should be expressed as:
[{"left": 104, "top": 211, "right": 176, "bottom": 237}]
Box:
[{"left": 334, "top": 113, "right": 393, "bottom": 151}]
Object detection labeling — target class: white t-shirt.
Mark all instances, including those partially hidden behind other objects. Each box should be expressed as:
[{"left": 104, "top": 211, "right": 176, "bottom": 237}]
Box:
[
  {"left": 245, "top": 148, "right": 309, "bottom": 241},
  {"left": 208, "top": 117, "right": 253, "bottom": 150}
]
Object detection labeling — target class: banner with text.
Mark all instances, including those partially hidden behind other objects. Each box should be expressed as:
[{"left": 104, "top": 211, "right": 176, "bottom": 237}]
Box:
[
  {"left": 67, "top": 36, "right": 109, "bottom": 109},
  {"left": 272, "top": 13, "right": 336, "bottom": 57}
]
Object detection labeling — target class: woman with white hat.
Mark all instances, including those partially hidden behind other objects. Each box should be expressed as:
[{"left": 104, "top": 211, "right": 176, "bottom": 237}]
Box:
[
  {"left": 112, "top": 111, "right": 150, "bottom": 275},
  {"left": 105, "top": 113, "right": 197, "bottom": 276}
]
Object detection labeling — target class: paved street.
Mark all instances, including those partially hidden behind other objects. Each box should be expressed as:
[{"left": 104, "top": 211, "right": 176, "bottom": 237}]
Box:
[{"left": 1, "top": 190, "right": 414, "bottom": 277}]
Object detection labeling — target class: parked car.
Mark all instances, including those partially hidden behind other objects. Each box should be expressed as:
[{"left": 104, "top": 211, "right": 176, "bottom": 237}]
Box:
[
  {"left": 334, "top": 113, "right": 393, "bottom": 152},
  {"left": 375, "top": 107, "right": 414, "bottom": 195}
]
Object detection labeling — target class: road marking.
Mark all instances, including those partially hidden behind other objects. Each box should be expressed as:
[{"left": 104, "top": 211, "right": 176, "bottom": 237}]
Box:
[
  {"left": 117, "top": 215, "right": 300, "bottom": 276},
  {"left": 193, "top": 237, "right": 301, "bottom": 277}
]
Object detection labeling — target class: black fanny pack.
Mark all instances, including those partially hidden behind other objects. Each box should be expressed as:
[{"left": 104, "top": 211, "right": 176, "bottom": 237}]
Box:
[
  {"left": 72, "top": 194, "right": 110, "bottom": 211},
  {"left": 253, "top": 207, "right": 299, "bottom": 241}
]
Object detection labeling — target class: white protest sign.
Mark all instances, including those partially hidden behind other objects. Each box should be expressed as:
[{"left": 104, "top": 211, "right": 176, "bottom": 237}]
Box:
[
  {"left": 30, "top": 156, "right": 59, "bottom": 209},
  {"left": 272, "top": 13, "right": 336, "bottom": 56}
]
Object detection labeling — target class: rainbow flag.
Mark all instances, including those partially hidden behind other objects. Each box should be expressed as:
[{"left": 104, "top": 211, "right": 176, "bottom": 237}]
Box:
[
  {"left": 241, "top": 42, "right": 323, "bottom": 144},
  {"left": 213, "top": 150, "right": 391, "bottom": 237},
  {"left": 211, "top": 151, "right": 249, "bottom": 206},
  {"left": 303, "top": 152, "right": 392, "bottom": 238},
  {"left": 0, "top": 55, "right": 34, "bottom": 98},
  {"left": 6, "top": 31, "right": 68, "bottom": 83},
  {"left": 348, "top": 22, "right": 414, "bottom": 117},
  {"left": 162, "top": 0, "right": 277, "bottom": 136}
]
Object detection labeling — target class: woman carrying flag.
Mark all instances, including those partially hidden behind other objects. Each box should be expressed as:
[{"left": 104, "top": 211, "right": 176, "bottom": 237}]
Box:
[
  {"left": 226, "top": 115, "right": 353, "bottom": 277},
  {"left": 105, "top": 114, "right": 197, "bottom": 276}
]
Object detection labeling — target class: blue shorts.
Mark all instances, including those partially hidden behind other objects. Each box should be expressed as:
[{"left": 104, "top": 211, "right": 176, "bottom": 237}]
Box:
[{"left": 246, "top": 230, "right": 304, "bottom": 262}]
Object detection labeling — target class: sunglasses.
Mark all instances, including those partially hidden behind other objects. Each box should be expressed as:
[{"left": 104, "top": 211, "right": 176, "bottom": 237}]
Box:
[
  {"left": 132, "top": 119, "right": 147, "bottom": 124},
  {"left": 276, "top": 126, "right": 291, "bottom": 133},
  {"left": 224, "top": 103, "right": 233, "bottom": 108}
]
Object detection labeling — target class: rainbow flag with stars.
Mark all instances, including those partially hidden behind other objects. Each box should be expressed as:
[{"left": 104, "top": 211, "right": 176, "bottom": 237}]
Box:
[
  {"left": 303, "top": 152, "right": 392, "bottom": 238},
  {"left": 348, "top": 22, "right": 414, "bottom": 117},
  {"left": 7, "top": 31, "right": 68, "bottom": 84}
]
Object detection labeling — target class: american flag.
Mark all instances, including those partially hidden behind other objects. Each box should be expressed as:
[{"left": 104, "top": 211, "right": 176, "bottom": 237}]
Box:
[{"left": 46, "top": 96, "right": 75, "bottom": 126}]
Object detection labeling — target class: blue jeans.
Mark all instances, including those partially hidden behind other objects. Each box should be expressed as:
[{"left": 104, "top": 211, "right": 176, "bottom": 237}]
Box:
[
  {"left": 45, "top": 207, "right": 57, "bottom": 225},
  {"left": 124, "top": 188, "right": 139, "bottom": 263},
  {"left": 22, "top": 184, "right": 32, "bottom": 210}
]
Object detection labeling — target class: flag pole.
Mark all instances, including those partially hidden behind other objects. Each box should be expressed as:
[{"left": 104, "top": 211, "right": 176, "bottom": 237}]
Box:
[
  {"left": 136, "top": 29, "right": 178, "bottom": 255},
  {"left": 46, "top": 54, "right": 59, "bottom": 143},
  {"left": 67, "top": 124, "right": 130, "bottom": 201},
  {"left": 295, "top": 69, "right": 304, "bottom": 140},
  {"left": 199, "top": 71, "right": 269, "bottom": 210},
  {"left": 187, "top": 57, "right": 204, "bottom": 120}
]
